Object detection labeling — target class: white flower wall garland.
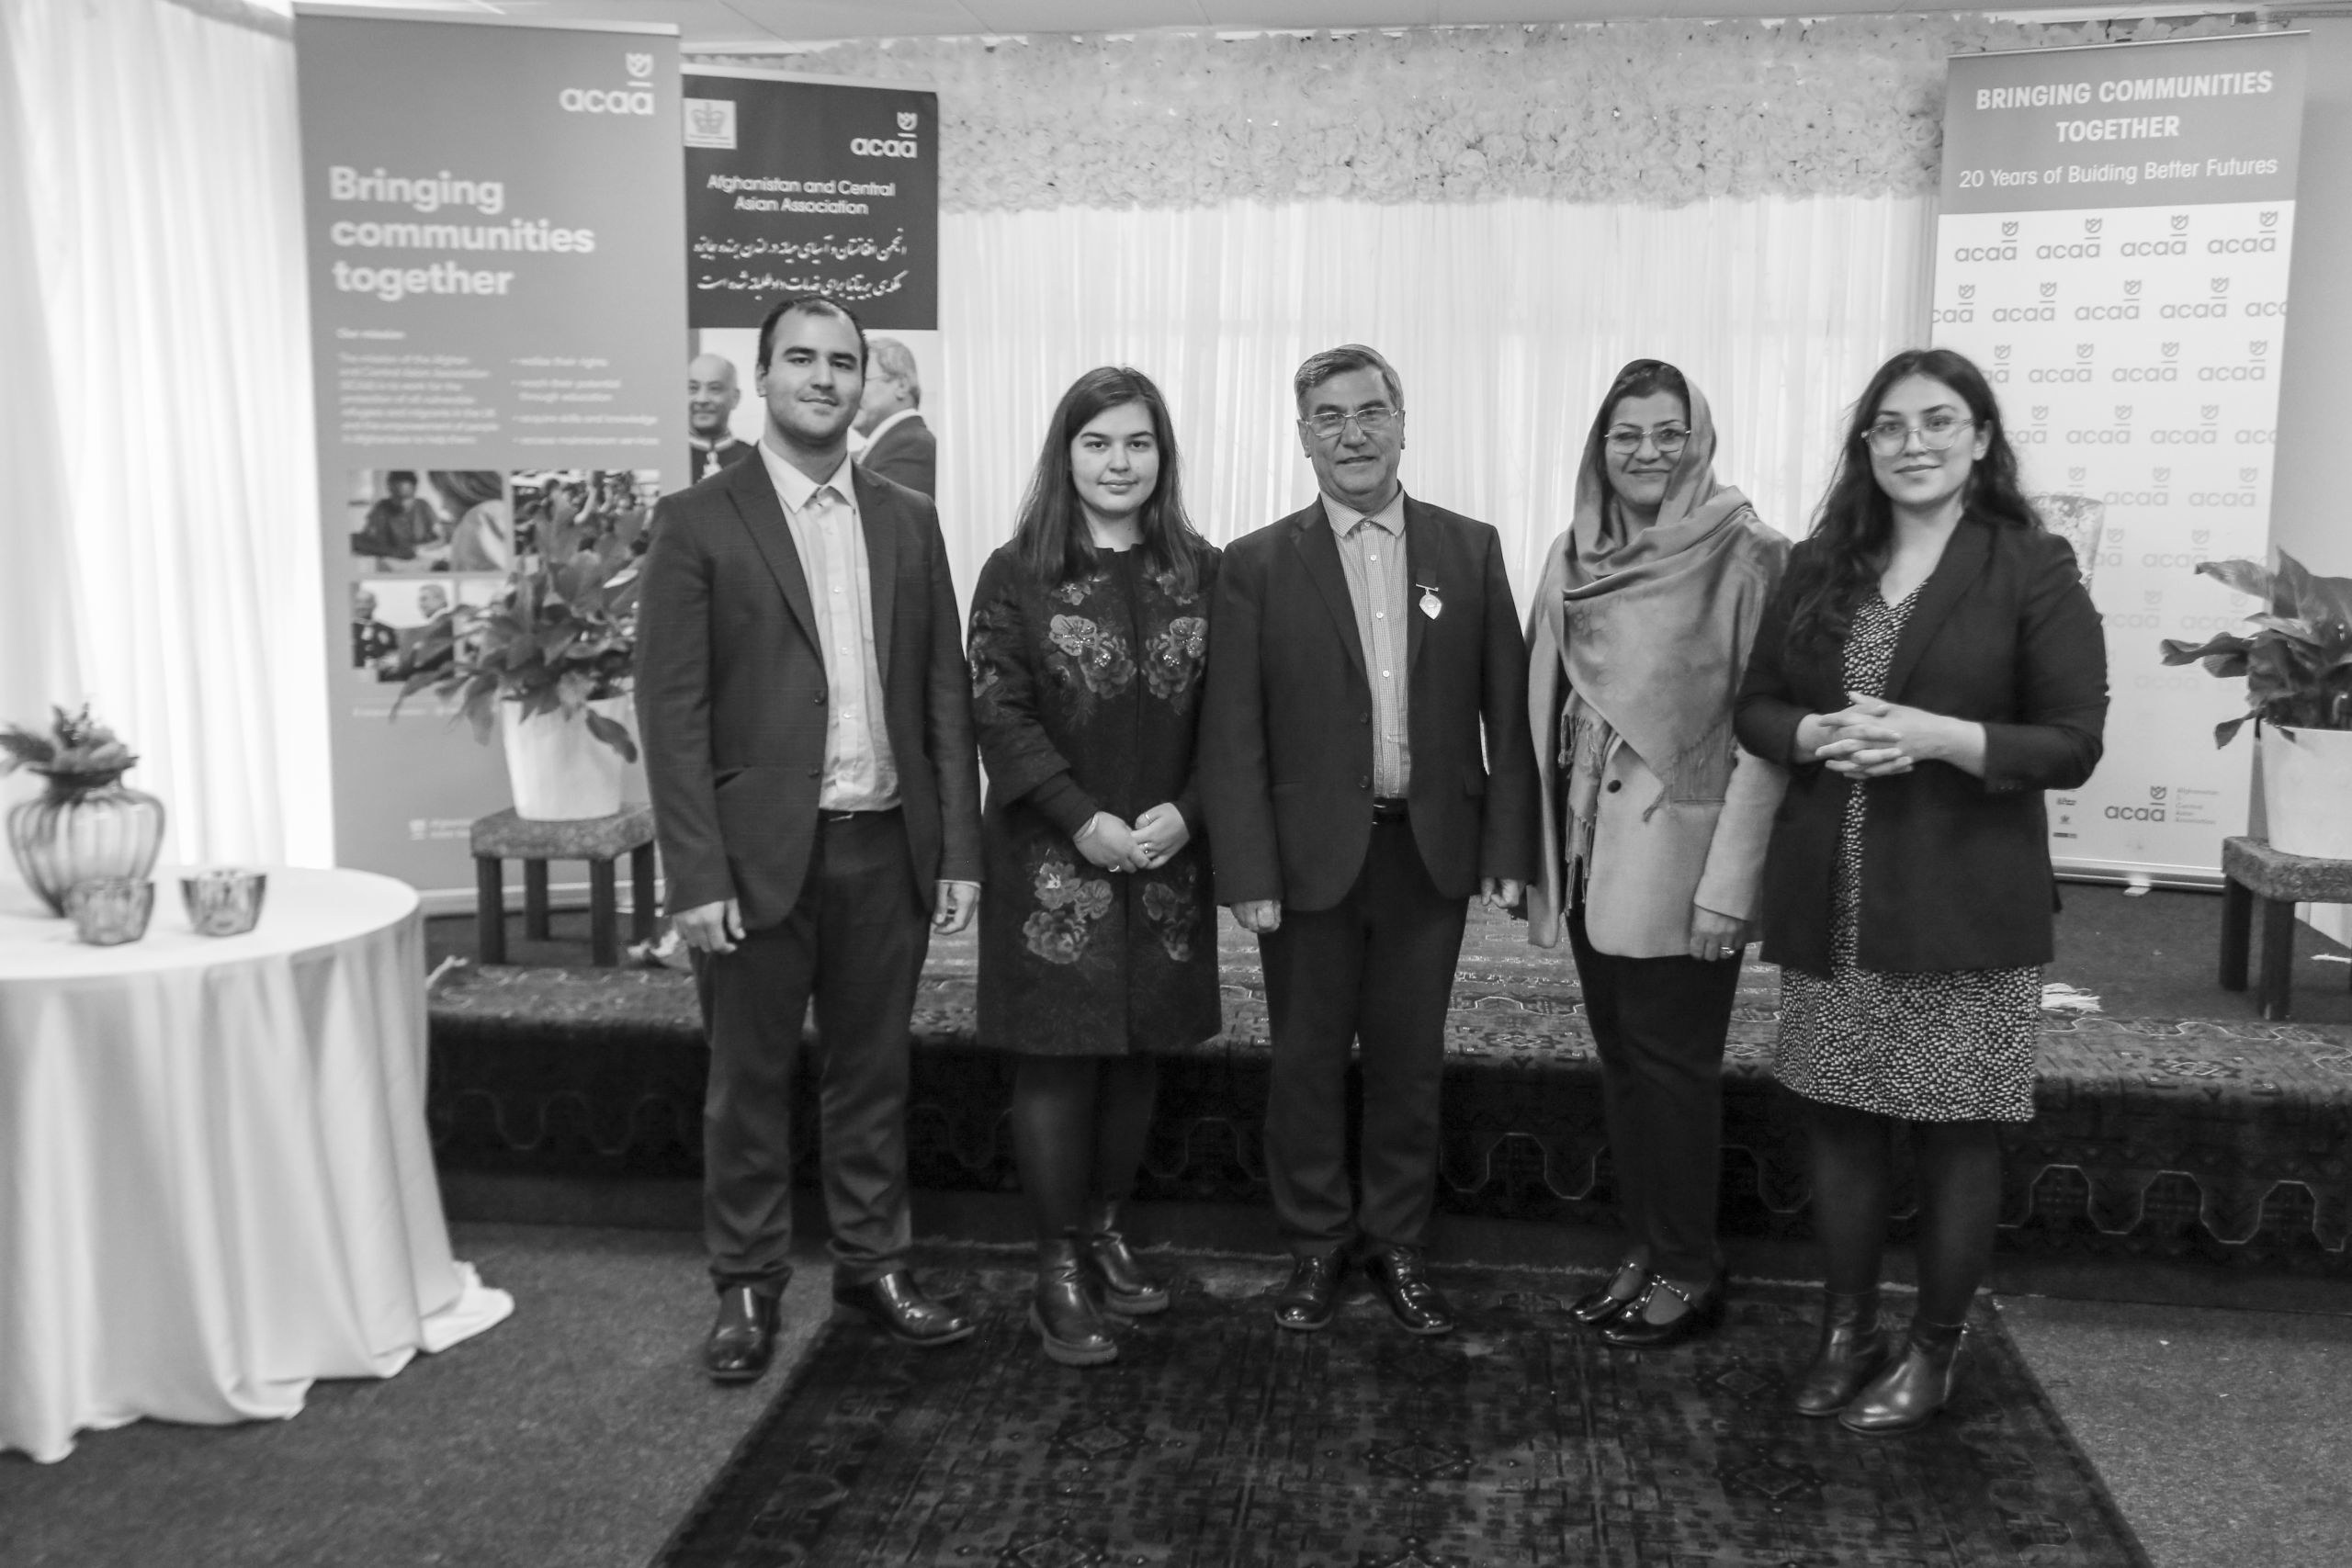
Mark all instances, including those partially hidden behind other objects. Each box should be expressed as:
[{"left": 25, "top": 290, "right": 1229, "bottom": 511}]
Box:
[{"left": 698, "top": 15, "right": 2263, "bottom": 213}]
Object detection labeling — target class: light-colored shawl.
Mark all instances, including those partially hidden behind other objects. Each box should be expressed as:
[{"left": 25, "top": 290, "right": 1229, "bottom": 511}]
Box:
[{"left": 1531, "top": 381, "right": 1780, "bottom": 839}]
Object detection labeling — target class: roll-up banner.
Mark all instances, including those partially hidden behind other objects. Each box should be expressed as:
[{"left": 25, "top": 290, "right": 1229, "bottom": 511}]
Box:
[
  {"left": 1932, "top": 32, "right": 2308, "bottom": 886},
  {"left": 680, "top": 69, "right": 944, "bottom": 549},
  {"left": 295, "top": 9, "right": 688, "bottom": 900}
]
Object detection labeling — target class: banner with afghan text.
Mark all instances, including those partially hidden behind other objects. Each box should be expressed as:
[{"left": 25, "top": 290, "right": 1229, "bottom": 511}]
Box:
[{"left": 681, "top": 68, "right": 942, "bottom": 507}]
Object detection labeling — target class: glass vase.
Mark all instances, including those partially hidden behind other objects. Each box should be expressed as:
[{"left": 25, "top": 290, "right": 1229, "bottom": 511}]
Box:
[{"left": 6, "top": 772, "right": 168, "bottom": 917}]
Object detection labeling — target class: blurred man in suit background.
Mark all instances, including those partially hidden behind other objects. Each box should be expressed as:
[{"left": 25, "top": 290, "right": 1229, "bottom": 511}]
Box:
[
  {"left": 854, "top": 336, "right": 935, "bottom": 498},
  {"left": 687, "top": 353, "right": 757, "bottom": 483}
]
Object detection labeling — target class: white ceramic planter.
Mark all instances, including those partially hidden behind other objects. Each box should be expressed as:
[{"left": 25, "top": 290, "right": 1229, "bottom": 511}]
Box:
[
  {"left": 2260, "top": 723, "right": 2352, "bottom": 860},
  {"left": 502, "top": 697, "right": 632, "bottom": 820}
]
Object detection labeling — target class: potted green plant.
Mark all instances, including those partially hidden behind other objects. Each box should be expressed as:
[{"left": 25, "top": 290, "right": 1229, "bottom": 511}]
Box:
[
  {"left": 2, "top": 705, "right": 166, "bottom": 915},
  {"left": 394, "top": 509, "right": 641, "bottom": 820},
  {"left": 2159, "top": 548, "right": 2352, "bottom": 859}
]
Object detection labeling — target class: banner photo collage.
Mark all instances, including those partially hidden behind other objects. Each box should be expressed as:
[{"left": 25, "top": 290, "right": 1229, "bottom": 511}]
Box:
[
  {"left": 298, "top": 21, "right": 939, "bottom": 897},
  {"left": 1931, "top": 31, "right": 2309, "bottom": 884}
]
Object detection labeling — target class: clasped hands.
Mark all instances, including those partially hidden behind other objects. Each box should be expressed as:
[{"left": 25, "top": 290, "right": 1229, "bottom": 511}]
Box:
[
  {"left": 1074, "top": 802, "right": 1191, "bottom": 875},
  {"left": 1800, "top": 691, "right": 1967, "bottom": 780}
]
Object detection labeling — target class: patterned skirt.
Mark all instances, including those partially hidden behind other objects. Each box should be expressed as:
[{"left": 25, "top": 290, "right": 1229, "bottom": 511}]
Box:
[{"left": 1773, "top": 586, "right": 2040, "bottom": 1123}]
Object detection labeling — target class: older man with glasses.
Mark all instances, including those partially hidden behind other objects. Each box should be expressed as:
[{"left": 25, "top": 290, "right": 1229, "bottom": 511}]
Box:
[{"left": 1200, "top": 344, "right": 1538, "bottom": 1337}]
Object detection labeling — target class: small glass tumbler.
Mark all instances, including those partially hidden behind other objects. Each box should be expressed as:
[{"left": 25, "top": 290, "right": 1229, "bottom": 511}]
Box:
[
  {"left": 65, "top": 876, "right": 156, "bottom": 946},
  {"left": 181, "top": 869, "right": 268, "bottom": 937}
]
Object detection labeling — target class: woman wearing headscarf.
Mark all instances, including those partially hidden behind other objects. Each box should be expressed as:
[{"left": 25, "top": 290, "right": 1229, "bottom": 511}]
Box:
[
  {"left": 1525, "top": 360, "right": 1790, "bottom": 1348},
  {"left": 967, "top": 366, "right": 1221, "bottom": 1367},
  {"left": 1736, "top": 348, "right": 2104, "bottom": 1433}
]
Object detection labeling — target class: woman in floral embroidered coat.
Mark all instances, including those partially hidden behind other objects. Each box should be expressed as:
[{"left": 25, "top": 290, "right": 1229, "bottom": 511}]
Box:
[{"left": 967, "top": 366, "right": 1222, "bottom": 1367}]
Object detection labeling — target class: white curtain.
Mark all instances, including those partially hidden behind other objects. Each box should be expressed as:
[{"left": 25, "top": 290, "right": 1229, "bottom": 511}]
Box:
[
  {"left": 0, "top": 0, "right": 329, "bottom": 872},
  {"left": 933, "top": 196, "right": 1935, "bottom": 613}
]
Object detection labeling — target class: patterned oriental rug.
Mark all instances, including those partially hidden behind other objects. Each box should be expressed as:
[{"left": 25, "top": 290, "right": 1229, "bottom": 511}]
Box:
[
  {"left": 649, "top": 1253, "right": 2152, "bottom": 1568},
  {"left": 428, "top": 908, "right": 2352, "bottom": 1271}
]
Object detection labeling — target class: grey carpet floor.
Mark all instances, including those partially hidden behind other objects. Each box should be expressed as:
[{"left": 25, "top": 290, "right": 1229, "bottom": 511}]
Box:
[{"left": 3, "top": 1223, "right": 2347, "bottom": 1568}]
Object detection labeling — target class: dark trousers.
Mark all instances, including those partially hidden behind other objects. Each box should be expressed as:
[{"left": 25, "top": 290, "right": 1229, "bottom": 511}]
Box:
[
  {"left": 1566, "top": 902, "right": 1742, "bottom": 1283},
  {"left": 694, "top": 810, "right": 927, "bottom": 1293},
  {"left": 1259, "top": 819, "right": 1469, "bottom": 1258}
]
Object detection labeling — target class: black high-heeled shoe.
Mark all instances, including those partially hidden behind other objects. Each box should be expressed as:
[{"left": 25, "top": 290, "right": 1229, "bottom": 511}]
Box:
[
  {"left": 1569, "top": 1258, "right": 1650, "bottom": 1327},
  {"left": 1597, "top": 1274, "right": 1726, "bottom": 1349}
]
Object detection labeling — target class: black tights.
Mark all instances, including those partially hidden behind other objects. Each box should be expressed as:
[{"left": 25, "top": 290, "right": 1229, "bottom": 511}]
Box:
[
  {"left": 1806, "top": 1099, "right": 2002, "bottom": 1325},
  {"left": 1011, "top": 1055, "right": 1160, "bottom": 1241}
]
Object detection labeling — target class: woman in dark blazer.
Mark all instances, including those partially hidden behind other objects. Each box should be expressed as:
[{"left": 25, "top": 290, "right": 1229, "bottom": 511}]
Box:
[
  {"left": 1736, "top": 348, "right": 2105, "bottom": 1434},
  {"left": 967, "top": 367, "right": 1221, "bottom": 1367}
]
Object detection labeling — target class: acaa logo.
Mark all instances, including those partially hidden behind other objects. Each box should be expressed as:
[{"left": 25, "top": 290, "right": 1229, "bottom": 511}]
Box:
[{"left": 626, "top": 52, "right": 653, "bottom": 78}]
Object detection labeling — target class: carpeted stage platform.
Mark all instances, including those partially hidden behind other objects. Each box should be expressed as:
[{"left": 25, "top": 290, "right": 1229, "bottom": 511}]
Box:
[{"left": 424, "top": 885, "right": 2352, "bottom": 1272}]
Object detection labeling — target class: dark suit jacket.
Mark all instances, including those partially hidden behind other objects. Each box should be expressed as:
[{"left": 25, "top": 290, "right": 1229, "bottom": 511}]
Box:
[
  {"left": 635, "top": 453, "right": 982, "bottom": 929},
  {"left": 1734, "top": 516, "right": 2106, "bottom": 976},
  {"left": 861, "top": 415, "right": 935, "bottom": 498},
  {"left": 1200, "top": 494, "right": 1539, "bottom": 912}
]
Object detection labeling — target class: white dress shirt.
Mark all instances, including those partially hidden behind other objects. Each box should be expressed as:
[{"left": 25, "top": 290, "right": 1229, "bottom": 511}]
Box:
[{"left": 758, "top": 440, "right": 900, "bottom": 812}]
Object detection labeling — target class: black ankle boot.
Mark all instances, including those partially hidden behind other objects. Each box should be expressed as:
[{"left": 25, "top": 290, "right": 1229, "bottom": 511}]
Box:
[
  {"left": 1839, "top": 1317, "right": 1966, "bottom": 1435},
  {"left": 1792, "top": 1289, "right": 1893, "bottom": 1417},
  {"left": 1031, "top": 1238, "right": 1117, "bottom": 1367},
  {"left": 1080, "top": 1199, "right": 1169, "bottom": 1316}
]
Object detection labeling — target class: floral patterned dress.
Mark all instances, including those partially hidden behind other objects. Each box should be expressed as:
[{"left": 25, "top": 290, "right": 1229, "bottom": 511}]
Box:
[{"left": 967, "top": 541, "right": 1223, "bottom": 1056}]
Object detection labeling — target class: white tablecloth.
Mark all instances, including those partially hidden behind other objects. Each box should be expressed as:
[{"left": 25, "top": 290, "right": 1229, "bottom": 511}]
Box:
[{"left": 0, "top": 866, "right": 512, "bottom": 1462}]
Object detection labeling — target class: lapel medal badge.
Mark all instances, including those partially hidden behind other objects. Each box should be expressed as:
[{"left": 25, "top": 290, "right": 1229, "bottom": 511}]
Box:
[{"left": 1419, "top": 583, "right": 1442, "bottom": 620}]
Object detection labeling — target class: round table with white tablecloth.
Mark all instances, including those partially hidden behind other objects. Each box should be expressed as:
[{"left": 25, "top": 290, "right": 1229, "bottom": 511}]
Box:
[{"left": 0, "top": 866, "right": 512, "bottom": 1463}]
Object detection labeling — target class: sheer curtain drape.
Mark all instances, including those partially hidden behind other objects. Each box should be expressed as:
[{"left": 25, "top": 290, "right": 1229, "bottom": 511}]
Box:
[
  {"left": 0, "top": 0, "right": 328, "bottom": 874},
  {"left": 933, "top": 196, "right": 1933, "bottom": 611}
]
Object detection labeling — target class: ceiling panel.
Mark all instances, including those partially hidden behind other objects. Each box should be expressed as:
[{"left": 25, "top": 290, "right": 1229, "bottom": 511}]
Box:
[
  {"left": 719, "top": 0, "right": 991, "bottom": 39},
  {"left": 961, "top": 1, "right": 1215, "bottom": 28},
  {"left": 298, "top": 0, "right": 2176, "bottom": 47},
  {"left": 1195, "top": 0, "right": 1442, "bottom": 23}
]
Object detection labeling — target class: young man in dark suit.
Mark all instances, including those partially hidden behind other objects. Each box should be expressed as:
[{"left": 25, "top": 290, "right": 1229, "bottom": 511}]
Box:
[
  {"left": 637, "top": 296, "right": 983, "bottom": 1383},
  {"left": 852, "top": 336, "right": 935, "bottom": 498},
  {"left": 1200, "top": 344, "right": 1538, "bottom": 1337}
]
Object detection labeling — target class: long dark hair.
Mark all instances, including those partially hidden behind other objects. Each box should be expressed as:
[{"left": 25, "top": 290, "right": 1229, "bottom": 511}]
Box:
[
  {"left": 1785, "top": 347, "right": 2040, "bottom": 650},
  {"left": 1014, "top": 366, "right": 1206, "bottom": 593},
  {"left": 1580, "top": 358, "right": 1691, "bottom": 501}
]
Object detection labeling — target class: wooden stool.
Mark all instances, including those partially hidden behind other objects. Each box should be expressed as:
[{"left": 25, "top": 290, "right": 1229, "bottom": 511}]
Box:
[
  {"left": 470, "top": 806, "right": 658, "bottom": 967},
  {"left": 2219, "top": 834, "right": 2352, "bottom": 1020}
]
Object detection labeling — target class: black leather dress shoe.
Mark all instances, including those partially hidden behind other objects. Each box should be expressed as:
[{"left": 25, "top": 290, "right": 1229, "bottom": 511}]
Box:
[
  {"left": 1271, "top": 1252, "right": 1345, "bottom": 1332},
  {"left": 831, "top": 1270, "right": 976, "bottom": 1347},
  {"left": 704, "top": 1285, "right": 781, "bottom": 1383},
  {"left": 1364, "top": 1247, "right": 1456, "bottom": 1337},
  {"left": 1569, "top": 1259, "right": 1650, "bottom": 1327},
  {"left": 1597, "top": 1274, "right": 1725, "bottom": 1349}
]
